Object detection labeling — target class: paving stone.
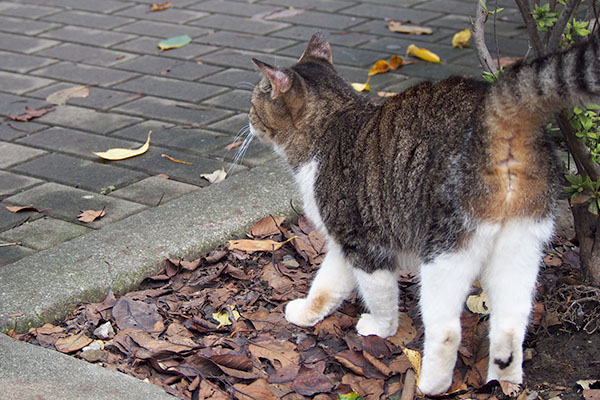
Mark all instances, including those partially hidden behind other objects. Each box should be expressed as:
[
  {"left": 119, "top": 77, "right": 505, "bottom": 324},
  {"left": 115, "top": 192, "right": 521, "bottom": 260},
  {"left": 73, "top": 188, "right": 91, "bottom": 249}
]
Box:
[
  {"left": 0, "top": 241, "right": 34, "bottom": 267},
  {"left": 0, "top": 121, "right": 47, "bottom": 141},
  {"left": 414, "top": 0, "right": 480, "bottom": 15},
  {"left": 28, "top": 83, "right": 140, "bottom": 111},
  {"left": 37, "top": 105, "right": 141, "bottom": 134},
  {"left": 41, "top": 26, "right": 136, "bottom": 48},
  {"left": 113, "top": 37, "right": 218, "bottom": 60},
  {"left": 33, "top": 61, "right": 138, "bottom": 87},
  {"left": 115, "top": 4, "right": 207, "bottom": 24},
  {"left": 348, "top": 20, "right": 456, "bottom": 43},
  {"left": 0, "top": 71, "right": 55, "bottom": 95},
  {"left": 34, "top": 43, "right": 137, "bottom": 67},
  {"left": 0, "top": 204, "right": 43, "bottom": 232},
  {"left": 356, "top": 0, "right": 424, "bottom": 5},
  {"left": 0, "top": 32, "right": 58, "bottom": 54},
  {"left": 0, "top": 142, "right": 46, "bottom": 168},
  {"left": 39, "top": 0, "right": 130, "bottom": 13},
  {"left": 110, "top": 120, "right": 234, "bottom": 155},
  {"left": 3, "top": 182, "right": 147, "bottom": 229},
  {"left": 262, "top": 0, "right": 352, "bottom": 12},
  {"left": 357, "top": 36, "right": 472, "bottom": 64},
  {"left": 265, "top": 10, "right": 366, "bottom": 30},
  {"left": 109, "top": 176, "right": 198, "bottom": 207},
  {"left": 190, "top": 14, "right": 289, "bottom": 35},
  {"left": 188, "top": 0, "right": 277, "bottom": 17},
  {"left": 214, "top": 138, "right": 278, "bottom": 168},
  {"left": 0, "top": 2, "right": 61, "bottom": 18},
  {"left": 271, "top": 26, "right": 374, "bottom": 47},
  {"left": 341, "top": 3, "right": 443, "bottom": 22},
  {"left": 206, "top": 32, "right": 297, "bottom": 53},
  {"left": 114, "top": 96, "right": 232, "bottom": 125},
  {"left": 11, "top": 153, "right": 147, "bottom": 192},
  {"left": 198, "top": 68, "right": 259, "bottom": 89},
  {"left": 0, "top": 51, "right": 56, "bottom": 74},
  {"left": 16, "top": 127, "right": 146, "bottom": 159},
  {"left": 0, "top": 171, "right": 42, "bottom": 198},
  {"left": 207, "top": 113, "right": 249, "bottom": 135},
  {"left": 202, "top": 89, "right": 252, "bottom": 112},
  {"left": 0, "top": 217, "right": 91, "bottom": 251},
  {"left": 115, "top": 20, "right": 209, "bottom": 39},
  {"left": 0, "top": 94, "right": 50, "bottom": 119},
  {"left": 198, "top": 48, "right": 298, "bottom": 70},
  {"left": 280, "top": 42, "right": 385, "bottom": 68},
  {"left": 0, "top": 15, "right": 60, "bottom": 35},
  {"left": 114, "top": 75, "right": 225, "bottom": 103},
  {"left": 115, "top": 55, "right": 222, "bottom": 80},
  {"left": 42, "top": 10, "right": 134, "bottom": 29}
]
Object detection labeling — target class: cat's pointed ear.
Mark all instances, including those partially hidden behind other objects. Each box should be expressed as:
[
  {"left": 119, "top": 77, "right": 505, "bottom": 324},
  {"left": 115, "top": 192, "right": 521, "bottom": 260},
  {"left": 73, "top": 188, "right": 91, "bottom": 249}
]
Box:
[
  {"left": 299, "top": 32, "right": 333, "bottom": 64},
  {"left": 252, "top": 58, "right": 292, "bottom": 99}
]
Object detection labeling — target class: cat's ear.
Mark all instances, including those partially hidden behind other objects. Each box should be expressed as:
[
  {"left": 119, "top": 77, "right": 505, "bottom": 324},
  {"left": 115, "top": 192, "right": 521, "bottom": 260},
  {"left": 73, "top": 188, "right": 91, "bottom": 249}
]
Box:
[
  {"left": 298, "top": 32, "right": 333, "bottom": 64},
  {"left": 252, "top": 58, "right": 292, "bottom": 99}
]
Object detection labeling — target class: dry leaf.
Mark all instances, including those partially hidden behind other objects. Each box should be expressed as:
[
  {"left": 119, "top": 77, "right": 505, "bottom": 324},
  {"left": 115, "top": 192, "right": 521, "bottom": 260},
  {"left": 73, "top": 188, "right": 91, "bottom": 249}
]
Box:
[
  {"left": 78, "top": 209, "right": 106, "bottom": 223},
  {"left": 402, "top": 347, "right": 421, "bottom": 377},
  {"left": 377, "top": 91, "right": 399, "bottom": 98},
  {"left": 406, "top": 44, "right": 441, "bottom": 63},
  {"left": 495, "top": 56, "right": 522, "bottom": 68},
  {"left": 388, "top": 20, "right": 433, "bottom": 35},
  {"left": 94, "top": 131, "right": 151, "bottom": 160},
  {"left": 225, "top": 141, "right": 243, "bottom": 151},
  {"left": 201, "top": 168, "right": 227, "bottom": 183},
  {"left": 46, "top": 85, "right": 89, "bottom": 105},
  {"left": 150, "top": 0, "right": 172, "bottom": 11},
  {"left": 55, "top": 332, "right": 93, "bottom": 353},
  {"left": 388, "top": 55, "right": 406, "bottom": 70},
  {"left": 466, "top": 292, "right": 490, "bottom": 315},
  {"left": 351, "top": 81, "right": 370, "bottom": 92},
  {"left": 5, "top": 205, "right": 43, "bottom": 213},
  {"left": 228, "top": 237, "right": 294, "bottom": 253},
  {"left": 212, "top": 305, "right": 241, "bottom": 328},
  {"left": 248, "top": 339, "right": 299, "bottom": 369},
  {"left": 387, "top": 313, "right": 417, "bottom": 346},
  {"left": 161, "top": 153, "right": 193, "bottom": 165},
  {"left": 249, "top": 216, "right": 286, "bottom": 238},
  {"left": 112, "top": 296, "right": 163, "bottom": 331},
  {"left": 368, "top": 59, "right": 390, "bottom": 76},
  {"left": 158, "top": 35, "right": 191, "bottom": 51},
  {"left": 452, "top": 28, "right": 471, "bottom": 48},
  {"left": 10, "top": 107, "right": 50, "bottom": 122}
]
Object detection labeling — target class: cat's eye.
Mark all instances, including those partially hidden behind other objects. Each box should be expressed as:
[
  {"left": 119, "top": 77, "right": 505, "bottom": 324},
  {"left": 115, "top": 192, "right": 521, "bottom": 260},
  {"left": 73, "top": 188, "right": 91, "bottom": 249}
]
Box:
[{"left": 259, "top": 80, "right": 271, "bottom": 93}]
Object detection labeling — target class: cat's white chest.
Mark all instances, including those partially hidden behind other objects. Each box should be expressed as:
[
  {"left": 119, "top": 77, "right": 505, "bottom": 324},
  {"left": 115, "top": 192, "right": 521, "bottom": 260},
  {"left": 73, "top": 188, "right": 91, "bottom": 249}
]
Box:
[{"left": 294, "top": 160, "right": 327, "bottom": 233}]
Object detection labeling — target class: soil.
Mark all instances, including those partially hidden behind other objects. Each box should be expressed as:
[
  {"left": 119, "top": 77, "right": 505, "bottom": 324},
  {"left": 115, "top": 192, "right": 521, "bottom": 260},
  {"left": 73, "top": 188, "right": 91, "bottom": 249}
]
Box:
[{"left": 11, "top": 215, "right": 600, "bottom": 400}]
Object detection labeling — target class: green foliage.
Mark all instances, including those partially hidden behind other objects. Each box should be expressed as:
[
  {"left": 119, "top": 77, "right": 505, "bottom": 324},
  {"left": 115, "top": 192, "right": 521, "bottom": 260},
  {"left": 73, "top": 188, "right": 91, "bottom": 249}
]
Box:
[
  {"left": 562, "top": 19, "right": 591, "bottom": 47},
  {"left": 564, "top": 173, "right": 600, "bottom": 216},
  {"left": 532, "top": 3, "right": 558, "bottom": 32},
  {"left": 482, "top": 67, "right": 503, "bottom": 83},
  {"left": 570, "top": 106, "right": 600, "bottom": 164},
  {"left": 479, "top": 0, "right": 504, "bottom": 15},
  {"left": 339, "top": 392, "right": 363, "bottom": 400}
]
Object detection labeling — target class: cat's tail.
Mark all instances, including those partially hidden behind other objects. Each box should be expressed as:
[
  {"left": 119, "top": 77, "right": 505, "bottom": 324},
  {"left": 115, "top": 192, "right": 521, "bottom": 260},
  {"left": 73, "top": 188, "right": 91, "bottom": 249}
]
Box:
[{"left": 486, "top": 37, "right": 600, "bottom": 127}]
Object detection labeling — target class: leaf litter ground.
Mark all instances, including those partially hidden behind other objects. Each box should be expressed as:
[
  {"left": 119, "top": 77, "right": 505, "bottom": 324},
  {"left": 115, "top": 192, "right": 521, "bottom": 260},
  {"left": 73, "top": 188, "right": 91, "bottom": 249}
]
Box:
[{"left": 12, "top": 214, "right": 600, "bottom": 400}]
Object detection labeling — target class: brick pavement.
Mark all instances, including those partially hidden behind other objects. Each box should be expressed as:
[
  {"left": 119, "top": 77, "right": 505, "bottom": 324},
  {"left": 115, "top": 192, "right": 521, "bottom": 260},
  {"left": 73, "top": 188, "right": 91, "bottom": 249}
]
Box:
[{"left": 0, "top": 0, "right": 527, "bottom": 267}]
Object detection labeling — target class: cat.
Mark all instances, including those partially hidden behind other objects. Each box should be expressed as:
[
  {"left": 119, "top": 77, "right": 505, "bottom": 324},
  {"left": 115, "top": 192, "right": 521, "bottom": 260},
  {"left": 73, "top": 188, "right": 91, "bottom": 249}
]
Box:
[{"left": 248, "top": 32, "right": 598, "bottom": 395}]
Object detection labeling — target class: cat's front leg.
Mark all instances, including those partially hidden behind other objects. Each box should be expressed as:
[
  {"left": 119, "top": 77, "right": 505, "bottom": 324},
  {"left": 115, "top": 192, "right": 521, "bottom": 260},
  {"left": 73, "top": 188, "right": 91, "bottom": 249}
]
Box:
[
  {"left": 353, "top": 268, "right": 399, "bottom": 338},
  {"left": 285, "top": 241, "right": 356, "bottom": 327}
]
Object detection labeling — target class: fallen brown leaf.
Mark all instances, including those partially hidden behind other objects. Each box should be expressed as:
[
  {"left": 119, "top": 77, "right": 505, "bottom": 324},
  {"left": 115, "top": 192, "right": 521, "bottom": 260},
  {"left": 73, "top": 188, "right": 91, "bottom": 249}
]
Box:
[
  {"left": 150, "top": 1, "right": 172, "bottom": 11},
  {"left": 55, "top": 332, "right": 93, "bottom": 353},
  {"left": 78, "top": 209, "right": 106, "bottom": 223},
  {"left": 225, "top": 141, "right": 243, "bottom": 151},
  {"left": 388, "top": 20, "right": 433, "bottom": 35},
  {"left": 9, "top": 107, "right": 51, "bottom": 122},
  {"left": 5, "top": 205, "right": 43, "bottom": 213}
]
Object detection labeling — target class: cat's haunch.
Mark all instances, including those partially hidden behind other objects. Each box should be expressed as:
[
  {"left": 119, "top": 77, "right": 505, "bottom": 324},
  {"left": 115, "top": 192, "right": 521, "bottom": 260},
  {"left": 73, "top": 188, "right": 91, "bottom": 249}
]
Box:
[{"left": 248, "top": 32, "right": 597, "bottom": 396}]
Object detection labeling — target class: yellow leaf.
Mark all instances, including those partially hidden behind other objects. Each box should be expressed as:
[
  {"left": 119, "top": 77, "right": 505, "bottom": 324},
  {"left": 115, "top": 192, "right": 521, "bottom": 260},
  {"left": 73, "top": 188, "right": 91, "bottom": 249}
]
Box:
[
  {"left": 351, "top": 75, "right": 371, "bottom": 92},
  {"left": 388, "top": 21, "right": 433, "bottom": 35},
  {"left": 452, "top": 28, "right": 471, "bottom": 48},
  {"left": 368, "top": 59, "right": 390, "bottom": 76},
  {"left": 212, "top": 305, "right": 241, "bottom": 328},
  {"left": 161, "top": 153, "right": 193, "bottom": 165},
  {"left": 150, "top": 0, "right": 172, "bottom": 11},
  {"left": 466, "top": 291, "right": 490, "bottom": 314},
  {"left": 406, "top": 44, "right": 441, "bottom": 63},
  {"left": 46, "top": 85, "right": 89, "bottom": 105},
  {"left": 402, "top": 347, "right": 421, "bottom": 378},
  {"left": 388, "top": 55, "right": 404, "bottom": 70},
  {"left": 93, "top": 131, "right": 151, "bottom": 160},
  {"left": 201, "top": 168, "right": 227, "bottom": 183},
  {"left": 228, "top": 237, "right": 296, "bottom": 253}
]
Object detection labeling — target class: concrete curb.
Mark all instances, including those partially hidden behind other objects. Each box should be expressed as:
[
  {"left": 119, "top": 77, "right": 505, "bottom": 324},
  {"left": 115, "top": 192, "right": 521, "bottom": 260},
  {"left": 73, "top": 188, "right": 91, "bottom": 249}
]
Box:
[{"left": 0, "top": 161, "right": 299, "bottom": 332}]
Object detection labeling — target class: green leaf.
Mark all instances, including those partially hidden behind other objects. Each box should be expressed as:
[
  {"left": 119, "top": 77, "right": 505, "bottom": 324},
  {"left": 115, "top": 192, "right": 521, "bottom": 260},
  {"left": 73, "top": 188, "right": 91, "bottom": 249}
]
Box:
[
  {"left": 339, "top": 392, "right": 362, "bottom": 400},
  {"left": 588, "top": 199, "right": 599, "bottom": 215},
  {"left": 565, "top": 174, "right": 582, "bottom": 185},
  {"left": 158, "top": 34, "right": 192, "bottom": 51}
]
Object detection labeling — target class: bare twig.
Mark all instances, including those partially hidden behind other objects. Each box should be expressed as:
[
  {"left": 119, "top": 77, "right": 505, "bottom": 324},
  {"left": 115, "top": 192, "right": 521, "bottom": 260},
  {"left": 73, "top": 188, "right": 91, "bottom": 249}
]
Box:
[
  {"left": 401, "top": 369, "right": 418, "bottom": 400},
  {"left": 472, "top": 0, "right": 498, "bottom": 74},
  {"left": 0, "top": 242, "right": 22, "bottom": 248},
  {"left": 547, "top": 0, "right": 581, "bottom": 52},
  {"left": 515, "top": 0, "right": 545, "bottom": 56}
]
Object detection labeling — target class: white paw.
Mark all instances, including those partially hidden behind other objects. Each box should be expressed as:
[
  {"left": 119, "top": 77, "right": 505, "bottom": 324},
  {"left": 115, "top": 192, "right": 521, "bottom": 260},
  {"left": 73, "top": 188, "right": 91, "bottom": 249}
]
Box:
[
  {"left": 417, "top": 370, "right": 453, "bottom": 396},
  {"left": 285, "top": 298, "right": 322, "bottom": 327},
  {"left": 356, "top": 313, "right": 398, "bottom": 338}
]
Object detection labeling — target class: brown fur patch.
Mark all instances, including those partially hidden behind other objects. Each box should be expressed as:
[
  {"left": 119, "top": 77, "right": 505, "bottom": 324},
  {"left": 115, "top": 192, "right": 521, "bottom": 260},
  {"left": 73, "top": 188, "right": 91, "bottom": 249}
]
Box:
[{"left": 308, "top": 292, "right": 331, "bottom": 317}]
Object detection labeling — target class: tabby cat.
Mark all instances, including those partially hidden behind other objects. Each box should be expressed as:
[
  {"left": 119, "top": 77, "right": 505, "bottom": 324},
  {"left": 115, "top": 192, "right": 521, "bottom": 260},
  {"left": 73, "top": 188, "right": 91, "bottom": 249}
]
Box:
[{"left": 248, "top": 32, "right": 597, "bottom": 395}]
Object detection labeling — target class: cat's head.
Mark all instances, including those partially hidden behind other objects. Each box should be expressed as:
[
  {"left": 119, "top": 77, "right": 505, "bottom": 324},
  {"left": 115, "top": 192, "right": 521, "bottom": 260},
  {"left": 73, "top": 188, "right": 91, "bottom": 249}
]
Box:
[{"left": 249, "top": 33, "right": 353, "bottom": 162}]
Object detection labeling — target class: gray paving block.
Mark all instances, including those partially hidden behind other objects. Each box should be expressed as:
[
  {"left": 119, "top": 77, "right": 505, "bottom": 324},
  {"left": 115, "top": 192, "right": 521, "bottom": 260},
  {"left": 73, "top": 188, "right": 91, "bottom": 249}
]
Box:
[
  {"left": 279, "top": 42, "right": 385, "bottom": 68},
  {"left": 0, "top": 205, "right": 42, "bottom": 233},
  {"left": 114, "top": 96, "right": 232, "bottom": 125},
  {"left": 198, "top": 68, "right": 259, "bottom": 89},
  {"left": 0, "top": 142, "right": 46, "bottom": 169},
  {"left": 201, "top": 31, "right": 297, "bottom": 53},
  {"left": 42, "top": 10, "right": 134, "bottom": 29},
  {"left": 0, "top": 2, "right": 61, "bottom": 18},
  {"left": 0, "top": 171, "right": 42, "bottom": 198},
  {"left": 271, "top": 26, "right": 374, "bottom": 47},
  {"left": 263, "top": 0, "right": 351, "bottom": 12},
  {"left": 0, "top": 163, "right": 300, "bottom": 332},
  {"left": 0, "top": 242, "right": 34, "bottom": 267},
  {"left": 266, "top": 9, "right": 366, "bottom": 29},
  {"left": 114, "top": 75, "right": 225, "bottom": 103},
  {"left": 216, "top": 138, "right": 279, "bottom": 168},
  {"left": 0, "top": 50, "right": 56, "bottom": 73},
  {"left": 109, "top": 176, "right": 198, "bottom": 206},
  {"left": 34, "top": 43, "right": 137, "bottom": 67},
  {"left": 358, "top": 36, "right": 472, "bottom": 64},
  {"left": 188, "top": 0, "right": 277, "bottom": 17},
  {"left": 202, "top": 89, "right": 252, "bottom": 112},
  {"left": 113, "top": 37, "right": 218, "bottom": 60},
  {"left": 199, "top": 48, "right": 296, "bottom": 70},
  {"left": 0, "top": 121, "right": 46, "bottom": 141},
  {"left": 0, "top": 334, "right": 176, "bottom": 400},
  {"left": 3, "top": 182, "right": 147, "bottom": 229},
  {"left": 33, "top": 61, "right": 138, "bottom": 87},
  {"left": 207, "top": 113, "right": 249, "bottom": 135},
  {"left": 0, "top": 217, "right": 91, "bottom": 251},
  {"left": 0, "top": 32, "right": 58, "bottom": 54},
  {"left": 0, "top": 15, "right": 60, "bottom": 35},
  {"left": 110, "top": 120, "right": 234, "bottom": 155},
  {"left": 40, "top": 26, "right": 136, "bottom": 48},
  {"left": 0, "top": 71, "right": 55, "bottom": 95},
  {"left": 414, "top": 0, "right": 479, "bottom": 15},
  {"left": 189, "top": 14, "right": 290, "bottom": 35},
  {"left": 115, "top": 20, "right": 209, "bottom": 39},
  {"left": 115, "top": 55, "right": 222, "bottom": 80},
  {"left": 348, "top": 20, "right": 455, "bottom": 42},
  {"left": 27, "top": 83, "right": 140, "bottom": 111},
  {"left": 115, "top": 4, "right": 207, "bottom": 24},
  {"left": 341, "top": 3, "right": 442, "bottom": 22},
  {"left": 10, "top": 154, "right": 148, "bottom": 193},
  {"left": 41, "top": 0, "right": 130, "bottom": 13},
  {"left": 37, "top": 105, "right": 141, "bottom": 135},
  {"left": 0, "top": 97, "right": 51, "bottom": 120}
]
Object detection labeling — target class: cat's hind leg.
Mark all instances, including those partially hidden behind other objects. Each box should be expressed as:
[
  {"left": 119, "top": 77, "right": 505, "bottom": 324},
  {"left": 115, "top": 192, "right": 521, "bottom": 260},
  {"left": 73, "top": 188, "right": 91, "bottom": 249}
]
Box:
[
  {"left": 354, "top": 267, "right": 400, "bottom": 338},
  {"left": 285, "top": 240, "right": 356, "bottom": 327},
  {"left": 480, "top": 218, "right": 553, "bottom": 387}
]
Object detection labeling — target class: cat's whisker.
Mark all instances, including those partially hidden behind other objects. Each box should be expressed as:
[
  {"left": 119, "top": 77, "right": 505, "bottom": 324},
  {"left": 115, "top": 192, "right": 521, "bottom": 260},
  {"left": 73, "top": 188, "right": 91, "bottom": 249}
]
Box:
[
  {"left": 236, "top": 81, "right": 257, "bottom": 90},
  {"left": 226, "top": 125, "right": 254, "bottom": 175}
]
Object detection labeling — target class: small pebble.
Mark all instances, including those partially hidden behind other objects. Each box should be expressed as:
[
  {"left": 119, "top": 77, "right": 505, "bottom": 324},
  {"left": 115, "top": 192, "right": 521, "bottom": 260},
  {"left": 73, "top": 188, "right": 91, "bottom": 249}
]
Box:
[{"left": 94, "top": 321, "right": 115, "bottom": 339}]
